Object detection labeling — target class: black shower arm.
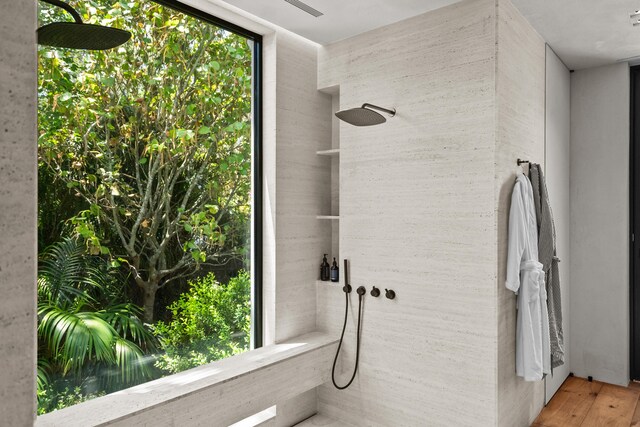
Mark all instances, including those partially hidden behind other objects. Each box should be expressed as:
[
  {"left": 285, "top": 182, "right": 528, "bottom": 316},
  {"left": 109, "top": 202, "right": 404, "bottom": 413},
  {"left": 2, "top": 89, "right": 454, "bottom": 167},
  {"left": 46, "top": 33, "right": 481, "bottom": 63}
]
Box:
[
  {"left": 362, "top": 103, "right": 396, "bottom": 117},
  {"left": 40, "top": 0, "right": 84, "bottom": 24}
]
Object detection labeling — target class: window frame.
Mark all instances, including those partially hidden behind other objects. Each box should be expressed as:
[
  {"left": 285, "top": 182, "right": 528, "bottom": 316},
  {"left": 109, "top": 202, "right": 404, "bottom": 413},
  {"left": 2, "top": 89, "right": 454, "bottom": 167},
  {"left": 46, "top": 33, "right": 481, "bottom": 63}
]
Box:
[{"left": 138, "top": 0, "right": 263, "bottom": 347}]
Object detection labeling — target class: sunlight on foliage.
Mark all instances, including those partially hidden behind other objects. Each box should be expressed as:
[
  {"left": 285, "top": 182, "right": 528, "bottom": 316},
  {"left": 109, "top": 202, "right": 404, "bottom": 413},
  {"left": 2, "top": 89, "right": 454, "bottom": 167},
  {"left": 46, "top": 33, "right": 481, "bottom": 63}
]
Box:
[
  {"left": 37, "top": 239, "right": 157, "bottom": 412},
  {"left": 38, "top": 0, "right": 252, "bottom": 323},
  {"left": 152, "top": 271, "right": 250, "bottom": 373},
  {"left": 37, "top": 0, "right": 253, "bottom": 414}
]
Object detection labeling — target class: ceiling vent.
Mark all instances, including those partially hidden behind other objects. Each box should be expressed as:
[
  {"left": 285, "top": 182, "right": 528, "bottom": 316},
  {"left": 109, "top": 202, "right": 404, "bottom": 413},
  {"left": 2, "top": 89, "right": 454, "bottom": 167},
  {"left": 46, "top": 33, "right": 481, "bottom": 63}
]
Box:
[{"left": 283, "top": 0, "right": 323, "bottom": 17}]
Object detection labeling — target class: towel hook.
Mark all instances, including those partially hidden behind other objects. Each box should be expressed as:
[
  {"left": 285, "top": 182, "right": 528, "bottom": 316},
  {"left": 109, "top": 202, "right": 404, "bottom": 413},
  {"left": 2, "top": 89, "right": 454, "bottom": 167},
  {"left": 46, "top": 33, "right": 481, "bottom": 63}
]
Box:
[{"left": 517, "top": 158, "right": 530, "bottom": 166}]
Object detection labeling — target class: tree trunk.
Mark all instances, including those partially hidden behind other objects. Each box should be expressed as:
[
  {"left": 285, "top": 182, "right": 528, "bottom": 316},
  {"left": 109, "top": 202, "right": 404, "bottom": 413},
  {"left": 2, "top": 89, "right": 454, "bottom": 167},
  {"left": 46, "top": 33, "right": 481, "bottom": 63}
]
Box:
[{"left": 141, "top": 281, "right": 158, "bottom": 323}]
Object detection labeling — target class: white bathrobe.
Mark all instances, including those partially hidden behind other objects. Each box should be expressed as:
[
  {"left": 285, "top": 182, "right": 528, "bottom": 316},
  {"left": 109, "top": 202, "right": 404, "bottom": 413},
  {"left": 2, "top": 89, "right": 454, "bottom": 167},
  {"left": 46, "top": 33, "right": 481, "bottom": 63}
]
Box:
[{"left": 506, "top": 173, "right": 551, "bottom": 381}]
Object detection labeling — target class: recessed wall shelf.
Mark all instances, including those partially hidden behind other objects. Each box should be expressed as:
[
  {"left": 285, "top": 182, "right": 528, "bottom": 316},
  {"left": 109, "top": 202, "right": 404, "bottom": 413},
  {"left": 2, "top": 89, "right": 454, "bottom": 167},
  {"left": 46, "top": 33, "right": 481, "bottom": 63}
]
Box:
[
  {"left": 316, "top": 148, "right": 340, "bottom": 156},
  {"left": 315, "top": 91, "right": 340, "bottom": 277},
  {"left": 316, "top": 280, "right": 342, "bottom": 286},
  {"left": 316, "top": 215, "right": 339, "bottom": 220}
]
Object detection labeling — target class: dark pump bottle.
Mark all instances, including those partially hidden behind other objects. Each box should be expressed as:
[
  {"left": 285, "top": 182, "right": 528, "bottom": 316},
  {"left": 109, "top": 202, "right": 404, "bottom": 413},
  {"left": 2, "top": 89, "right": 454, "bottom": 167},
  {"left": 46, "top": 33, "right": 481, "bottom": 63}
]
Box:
[
  {"left": 330, "top": 257, "right": 339, "bottom": 282},
  {"left": 320, "top": 254, "right": 330, "bottom": 281}
]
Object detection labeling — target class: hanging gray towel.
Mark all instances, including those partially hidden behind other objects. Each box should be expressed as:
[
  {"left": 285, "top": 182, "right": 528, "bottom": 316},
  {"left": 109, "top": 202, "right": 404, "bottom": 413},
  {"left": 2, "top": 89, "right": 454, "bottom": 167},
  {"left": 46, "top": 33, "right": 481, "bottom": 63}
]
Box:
[{"left": 530, "top": 164, "right": 564, "bottom": 369}]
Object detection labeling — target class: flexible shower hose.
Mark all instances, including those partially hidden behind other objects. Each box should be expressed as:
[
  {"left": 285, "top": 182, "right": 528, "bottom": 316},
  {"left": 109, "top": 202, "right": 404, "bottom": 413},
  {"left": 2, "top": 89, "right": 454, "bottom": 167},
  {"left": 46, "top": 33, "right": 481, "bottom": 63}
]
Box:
[{"left": 331, "top": 288, "right": 364, "bottom": 390}]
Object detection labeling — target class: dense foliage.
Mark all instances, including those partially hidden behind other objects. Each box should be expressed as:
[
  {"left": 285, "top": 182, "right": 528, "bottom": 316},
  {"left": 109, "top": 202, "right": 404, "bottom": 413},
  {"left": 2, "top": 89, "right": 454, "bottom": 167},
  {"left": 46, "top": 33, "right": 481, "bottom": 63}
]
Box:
[
  {"left": 37, "top": 0, "right": 253, "bottom": 414},
  {"left": 38, "top": 0, "right": 252, "bottom": 322},
  {"left": 38, "top": 387, "right": 106, "bottom": 416},
  {"left": 37, "top": 239, "right": 157, "bottom": 411},
  {"left": 152, "top": 271, "right": 250, "bottom": 373}
]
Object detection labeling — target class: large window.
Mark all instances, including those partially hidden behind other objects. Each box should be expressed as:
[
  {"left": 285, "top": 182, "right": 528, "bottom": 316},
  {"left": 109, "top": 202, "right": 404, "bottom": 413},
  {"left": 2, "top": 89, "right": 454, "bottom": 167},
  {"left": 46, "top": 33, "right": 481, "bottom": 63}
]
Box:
[{"left": 36, "top": 0, "right": 261, "bottom": 414}]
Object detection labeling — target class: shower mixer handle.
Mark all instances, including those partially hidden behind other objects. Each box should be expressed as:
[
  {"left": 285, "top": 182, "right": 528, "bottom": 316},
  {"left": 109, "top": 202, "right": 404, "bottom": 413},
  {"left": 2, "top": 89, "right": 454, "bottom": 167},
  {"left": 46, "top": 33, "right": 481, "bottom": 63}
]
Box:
[
  {"left": 356, "top": 286, "right": 366, "bottom": 296},
  {"left": 370, "top": 286, "right": 381, "bottom": 297}
]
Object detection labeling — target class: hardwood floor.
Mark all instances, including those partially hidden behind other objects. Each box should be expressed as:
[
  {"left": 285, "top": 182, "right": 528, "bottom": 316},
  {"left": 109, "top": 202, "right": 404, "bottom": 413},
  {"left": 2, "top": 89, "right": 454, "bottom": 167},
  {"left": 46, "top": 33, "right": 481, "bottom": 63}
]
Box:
[{"left": 533, "top": 377, "right": 640, "bottom": 427}]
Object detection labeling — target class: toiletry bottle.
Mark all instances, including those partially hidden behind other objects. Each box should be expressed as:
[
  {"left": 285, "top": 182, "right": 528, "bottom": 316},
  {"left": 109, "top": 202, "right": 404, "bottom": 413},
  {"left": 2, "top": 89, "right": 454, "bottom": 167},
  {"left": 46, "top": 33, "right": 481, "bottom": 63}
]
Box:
[
  {"left": 330, "top": 257, "right": 339, "bottom": 282},
  {"left": 321, "top": 254, "right": 330, "bottom": 281}
]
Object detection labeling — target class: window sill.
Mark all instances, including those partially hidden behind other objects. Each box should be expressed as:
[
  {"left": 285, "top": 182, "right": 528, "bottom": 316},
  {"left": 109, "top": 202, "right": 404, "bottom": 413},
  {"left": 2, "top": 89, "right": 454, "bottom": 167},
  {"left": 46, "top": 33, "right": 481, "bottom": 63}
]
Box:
[{"left": 36, "top": 332, "right": 337, "bottom": 427}]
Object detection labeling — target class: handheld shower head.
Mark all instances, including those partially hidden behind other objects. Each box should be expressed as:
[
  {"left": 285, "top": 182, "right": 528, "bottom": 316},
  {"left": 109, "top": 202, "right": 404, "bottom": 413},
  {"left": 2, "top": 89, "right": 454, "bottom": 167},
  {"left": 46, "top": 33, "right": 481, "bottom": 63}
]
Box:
[
  {"left": 38, "top": 0, "right": 132, "bottom": 50},
  {"left": 335, "top": 103, "right": 396, "bottom": 127}
]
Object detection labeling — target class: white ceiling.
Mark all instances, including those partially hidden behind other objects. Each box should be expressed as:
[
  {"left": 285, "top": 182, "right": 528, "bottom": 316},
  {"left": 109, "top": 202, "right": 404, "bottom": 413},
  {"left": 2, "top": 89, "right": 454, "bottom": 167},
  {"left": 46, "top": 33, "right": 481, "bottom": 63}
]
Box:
[
  {"left": 221, "top": 0, "right": 640, "bottom": 70},
  {"left": 221, "top": 0, "right": 460, "bottom": 45},
  {"left": 511, "top": 0, "right": 640, "bottom": 70}
]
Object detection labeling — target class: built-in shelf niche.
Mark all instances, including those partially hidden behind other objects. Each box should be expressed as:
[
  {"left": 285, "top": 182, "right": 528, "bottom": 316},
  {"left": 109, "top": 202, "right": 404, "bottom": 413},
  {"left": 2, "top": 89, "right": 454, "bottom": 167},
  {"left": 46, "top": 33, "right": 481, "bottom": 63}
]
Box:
[
  {"left": 316, "top": 148, "right": 340, "bottom": 156},
  {"left": 315, "top": 280, "right": 341, "bottom": 287},
  {"left": 316, "top": 87, "right": 340, "bottom": 280}
]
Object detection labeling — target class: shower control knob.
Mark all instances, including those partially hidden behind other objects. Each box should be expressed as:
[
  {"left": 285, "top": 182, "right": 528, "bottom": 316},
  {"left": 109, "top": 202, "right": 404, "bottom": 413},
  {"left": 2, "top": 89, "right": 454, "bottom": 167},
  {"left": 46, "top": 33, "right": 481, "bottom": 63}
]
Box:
[
  {"left": 356, "top": 286, "right": 367, "bottom": 296},
  {"left": 370, "top": 286, "right": 380, "bottom": 297},
  {"left": 385, "top": 289, "right": 396, "bottom": 300}
]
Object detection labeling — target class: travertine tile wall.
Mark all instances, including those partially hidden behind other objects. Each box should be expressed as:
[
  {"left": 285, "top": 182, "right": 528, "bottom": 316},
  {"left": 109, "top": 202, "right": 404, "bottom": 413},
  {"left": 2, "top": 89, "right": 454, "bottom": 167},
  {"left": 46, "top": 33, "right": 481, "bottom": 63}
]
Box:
[
  {"left": 495, "top": 1, "right": 546, "bottom": 425},
  {"left": 316, "top": 0, "right": 546, "bottom": 425},
  {"left": 273, "top": 33, "right": 332, "bottom": 343},
  {"left": 0, "top": 0, "right": 38, "bottom": 425},
  {"left": 261, "top": 28, "right": 332, "bottom": 425},
  {"left": 272, "top": 29, "right": 333, "bottom": 427},
  {"left": 317, "top": 0, "right": 498, "bottom": 424}
]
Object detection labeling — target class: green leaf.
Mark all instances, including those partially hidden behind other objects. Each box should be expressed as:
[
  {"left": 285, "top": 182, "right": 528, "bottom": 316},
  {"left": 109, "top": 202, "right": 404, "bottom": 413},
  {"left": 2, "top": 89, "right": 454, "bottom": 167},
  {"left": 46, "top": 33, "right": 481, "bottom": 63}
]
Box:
[
  {"left": 198, "top": 126, "right": 210, "bottom": 135},
  {"left": 101, "top": 77, "right": 115, "bottom": 87},
  {"left": 59, "top": 93, "right": 72, "bottom": 102}
]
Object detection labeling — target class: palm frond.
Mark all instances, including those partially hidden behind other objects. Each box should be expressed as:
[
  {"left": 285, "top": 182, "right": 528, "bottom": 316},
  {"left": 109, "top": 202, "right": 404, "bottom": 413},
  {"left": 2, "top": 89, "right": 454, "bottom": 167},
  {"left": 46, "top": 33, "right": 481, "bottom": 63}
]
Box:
[
  {"left": 38, "top": 238, "right": 102, "bottom": 307},
  {"left": 37, "top": 358, "right": 51, "bottom": 391},
  {"left": 99, "top": 304, "right": 157, "bottom": 350},
  {"left": 38, "top": 304, "right": 117, "bottom": 373},
  {"left": 114, "top": 338, "right": 154, "bottom": 384}
]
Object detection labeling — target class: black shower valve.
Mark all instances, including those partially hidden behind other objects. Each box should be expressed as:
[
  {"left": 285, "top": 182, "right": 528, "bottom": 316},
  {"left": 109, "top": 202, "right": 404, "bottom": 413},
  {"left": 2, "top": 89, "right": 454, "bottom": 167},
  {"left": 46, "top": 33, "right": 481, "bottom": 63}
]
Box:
[
  {"left": 356, "top": 286, "right": 366, "bottom": 296},
  {"left": 370, "top": 286, "right": 380, "bottom": 297},
  {"left": 385, "top": 289, "right": 396, "bottom": 300}
]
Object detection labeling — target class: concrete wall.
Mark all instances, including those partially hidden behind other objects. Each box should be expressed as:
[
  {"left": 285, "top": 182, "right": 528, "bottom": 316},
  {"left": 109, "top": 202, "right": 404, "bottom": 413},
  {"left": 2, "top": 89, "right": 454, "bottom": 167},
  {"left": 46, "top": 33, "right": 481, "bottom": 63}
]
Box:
[
  {"left": 570, "top": 62, "right": 630, "bottom": 386},
  {"left": 0, "top": 0, "right": 38, "bottom": 425},
  {"left": 543, "top": 45, "right": 571, "bottom": 400},
  {"left": 316, "top": 0, "right": 546, "bottom": 425}
]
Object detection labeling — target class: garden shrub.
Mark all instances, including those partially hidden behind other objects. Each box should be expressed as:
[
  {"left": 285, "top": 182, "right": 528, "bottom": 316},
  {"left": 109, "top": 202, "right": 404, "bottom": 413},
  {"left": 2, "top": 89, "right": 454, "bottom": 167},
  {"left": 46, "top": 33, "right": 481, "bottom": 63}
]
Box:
[{"left": 152, "top": 271, "right": 250, "bottom": 373}]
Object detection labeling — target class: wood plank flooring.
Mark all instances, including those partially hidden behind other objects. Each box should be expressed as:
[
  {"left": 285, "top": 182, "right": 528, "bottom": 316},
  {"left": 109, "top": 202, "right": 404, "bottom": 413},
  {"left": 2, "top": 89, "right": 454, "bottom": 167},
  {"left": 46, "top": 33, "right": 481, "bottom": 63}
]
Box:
[{"left": 533, "top": 377, "right": 640, "bottom": 427}]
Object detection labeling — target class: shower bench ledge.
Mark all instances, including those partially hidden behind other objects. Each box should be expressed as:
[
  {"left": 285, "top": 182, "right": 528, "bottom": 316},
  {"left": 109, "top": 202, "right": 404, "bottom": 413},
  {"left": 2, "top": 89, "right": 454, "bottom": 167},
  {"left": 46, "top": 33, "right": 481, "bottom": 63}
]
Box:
[
  {"left": 37, "top": 332, "right": 338, "bottom": 427},
  {"left": 295, "top": 414, "right": 353, "bottom": 427}
]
